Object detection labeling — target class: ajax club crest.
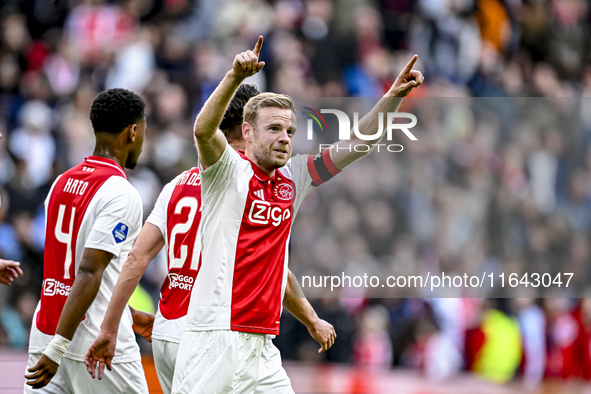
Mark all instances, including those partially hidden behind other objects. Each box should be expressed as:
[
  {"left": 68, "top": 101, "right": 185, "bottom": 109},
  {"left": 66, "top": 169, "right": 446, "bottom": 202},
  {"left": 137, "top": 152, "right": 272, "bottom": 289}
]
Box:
[{"left": 274, "top": 183, "right": 294, "bottom": 201}]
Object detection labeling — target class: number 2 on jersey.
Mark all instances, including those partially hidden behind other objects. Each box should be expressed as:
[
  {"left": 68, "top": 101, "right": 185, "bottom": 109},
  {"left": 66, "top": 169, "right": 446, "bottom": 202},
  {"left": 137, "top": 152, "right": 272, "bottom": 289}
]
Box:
[
  {"left": 169, "top": 197, "right": 200, "bottom": 271},
  {"left": 55, "top": 204, "right": 76, "bottom": 279}
]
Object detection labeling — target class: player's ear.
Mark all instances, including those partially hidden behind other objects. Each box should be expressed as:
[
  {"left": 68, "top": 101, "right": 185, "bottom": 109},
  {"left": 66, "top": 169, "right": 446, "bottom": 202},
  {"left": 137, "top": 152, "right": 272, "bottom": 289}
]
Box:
[
  {"left": 242, "top": 122, "right": 253, "bottom": 142},
  {"left": 128, "top": 123, "right": 138, "bottom": 142}
]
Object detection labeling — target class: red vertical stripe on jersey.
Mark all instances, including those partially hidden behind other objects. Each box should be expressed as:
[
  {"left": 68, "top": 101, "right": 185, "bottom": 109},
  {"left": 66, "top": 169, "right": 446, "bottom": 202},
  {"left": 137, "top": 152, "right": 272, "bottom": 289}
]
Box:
[
  {"left": 230, "top": 173, "right": 295, "bottom": 335},
  {"left": 36, "top": 157, "right": 126, "bottom": 335},
  {"left": 159, "top": 168, "right": 202, "bottom": 320}
]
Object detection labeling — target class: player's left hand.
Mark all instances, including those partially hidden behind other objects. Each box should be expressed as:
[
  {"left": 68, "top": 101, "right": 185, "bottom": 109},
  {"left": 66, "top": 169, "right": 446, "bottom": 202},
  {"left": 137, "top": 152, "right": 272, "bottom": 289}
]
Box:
[
  {"left": 85, "top": 330, "right": 116, "bottom": 379},
  {"left": 131, "top": 309, "right": 154, "bottom": 342},
  {"left": 24, "top": 354, "right": 59, "bottom": 389},
  {"left": 308, "top": 318, "right": 337, "bottom": 353},
  {"left": 387, "top": 54, "right": 424, "bottom": 98}
]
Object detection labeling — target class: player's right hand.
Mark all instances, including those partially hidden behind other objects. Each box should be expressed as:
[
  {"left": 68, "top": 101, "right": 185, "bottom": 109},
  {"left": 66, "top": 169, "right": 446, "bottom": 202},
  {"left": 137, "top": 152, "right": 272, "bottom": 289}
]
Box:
[
  {"left": 131, "top": 309, "right": 154, "bottom": 343},
  {"left": 0, "top": 259, "right": 23, "bottom": 285},
  {"left": 24, "top": 354, "right": 58, "bottom": 389},
  {"left": 308, "top": 318, "right": 337, "bottom": 353},
  {"left": 232, "top": 35, "right": 265, "bottom": 80},
  {"left": 84, "top": 330, "right": 116, "bottom": 380}
]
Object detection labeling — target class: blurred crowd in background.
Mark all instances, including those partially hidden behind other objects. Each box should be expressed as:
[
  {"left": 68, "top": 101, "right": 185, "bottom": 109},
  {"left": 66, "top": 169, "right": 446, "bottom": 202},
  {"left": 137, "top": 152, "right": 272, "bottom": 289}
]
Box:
[
  {"left": 288, "top": 96, "right": 591, "bottom": 384},
  {"left": 1, "top": 0, "right": 591, "bottom": 387}
]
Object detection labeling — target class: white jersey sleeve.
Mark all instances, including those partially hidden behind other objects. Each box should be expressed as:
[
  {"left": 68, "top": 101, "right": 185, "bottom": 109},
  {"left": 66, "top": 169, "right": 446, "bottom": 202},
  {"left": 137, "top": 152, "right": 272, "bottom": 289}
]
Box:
[
  {"left": 84, "top": 177, "right": 143, "bottom": 258},
  {"left": 200, "top": 144, "right": 247, "bottom": 195},
  {"left": 146, "top": 175, "right": 180, "bottom": 240},
  {"left": 286, "top": 154, "right": 316, "bottom": 212},
  {"left": 280, "top": 148, "right": 342, "bottom": 214}
]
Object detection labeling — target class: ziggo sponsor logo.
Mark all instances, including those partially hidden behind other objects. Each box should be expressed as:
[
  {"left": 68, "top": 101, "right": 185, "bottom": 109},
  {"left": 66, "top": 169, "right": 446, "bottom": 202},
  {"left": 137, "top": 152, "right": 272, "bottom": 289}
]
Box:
[
  {"left": 168, "top": 273, "right": 194, "bottom": 291},
  {"left": 43, "top": 279, "right": 71, "bottom": 296},
  {"left": 248, "top": 200, "right": 291, "bottom": 227}
]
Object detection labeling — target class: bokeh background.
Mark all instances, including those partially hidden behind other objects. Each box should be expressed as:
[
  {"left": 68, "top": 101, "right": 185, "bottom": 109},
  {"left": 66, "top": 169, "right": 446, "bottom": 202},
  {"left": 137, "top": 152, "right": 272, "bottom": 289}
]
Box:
[{"left": 2, "top": 0, "right": 591, "bottom": 392}]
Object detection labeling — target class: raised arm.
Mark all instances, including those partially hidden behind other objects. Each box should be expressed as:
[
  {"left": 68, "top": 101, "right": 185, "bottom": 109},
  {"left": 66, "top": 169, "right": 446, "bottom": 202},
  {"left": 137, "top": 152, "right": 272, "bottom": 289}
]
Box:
[
  {"left": 284, "top": 270, "right": 336, "bottom": 353},
  {"left": 331, "top": 55, "right": 424, "bottom": 169},
  {"left": 25, "top": 248, "right": 114, "bottom": 389},
  {"left": 84, "top": 222, "right": 164, "bottom": 379},
  {"left": 195, "top": 36, "right": 265, "bottom": 169}
]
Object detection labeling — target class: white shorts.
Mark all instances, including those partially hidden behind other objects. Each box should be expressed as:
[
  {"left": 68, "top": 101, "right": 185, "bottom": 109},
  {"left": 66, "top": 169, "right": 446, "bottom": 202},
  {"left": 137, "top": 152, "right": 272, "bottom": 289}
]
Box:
[
  {"left": 24, "top": 352, "right": 149, "bottom": 394},
  {"left": 153, "top": 338, "right": 180, "bottom": 394},
  {"left": 171, "top": 330, "right": 294, "bottom": 394}
]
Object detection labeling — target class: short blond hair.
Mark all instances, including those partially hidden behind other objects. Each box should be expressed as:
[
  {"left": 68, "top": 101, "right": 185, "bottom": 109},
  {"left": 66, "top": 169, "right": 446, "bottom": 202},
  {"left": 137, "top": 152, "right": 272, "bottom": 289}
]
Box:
[{"left": 243, "top": 92, "right": 295, "bottom": 128}]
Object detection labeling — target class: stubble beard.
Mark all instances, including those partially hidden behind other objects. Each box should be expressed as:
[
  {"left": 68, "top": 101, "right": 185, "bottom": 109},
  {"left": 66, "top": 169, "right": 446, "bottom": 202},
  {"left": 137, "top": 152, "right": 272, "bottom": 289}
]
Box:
[{"left": 254, "top": 144, "right": 290, "bottom": 172}]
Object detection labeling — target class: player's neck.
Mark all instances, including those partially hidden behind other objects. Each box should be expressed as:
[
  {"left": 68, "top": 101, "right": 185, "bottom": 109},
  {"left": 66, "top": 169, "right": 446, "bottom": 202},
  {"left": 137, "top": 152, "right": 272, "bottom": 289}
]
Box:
[
  {"left": 244, "top": 150, "right": 276, "bottom": 178},
  {"left": 92, "top": 143, "right": 127, "bottom": 169},
  {"left": 228, "top": 140, "right": 245, "bottom": 152},
  {"left": 92, "top": 131, "right": 130, "bottom": 169}
]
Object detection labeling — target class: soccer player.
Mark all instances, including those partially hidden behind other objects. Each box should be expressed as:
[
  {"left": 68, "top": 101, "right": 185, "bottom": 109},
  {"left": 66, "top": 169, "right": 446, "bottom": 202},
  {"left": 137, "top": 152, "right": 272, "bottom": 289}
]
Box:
[
  {"left": 173, "top": 35, "right": 423, "bottom": 393},
  {"left": 84, "top": 82, "right": 335, "bottom": 394},
  {"left": 24, "top": 88, "right": 153, "bottom": 393},
  {"left": 0, "top": 131, "right": 24, "bottom": 285}
]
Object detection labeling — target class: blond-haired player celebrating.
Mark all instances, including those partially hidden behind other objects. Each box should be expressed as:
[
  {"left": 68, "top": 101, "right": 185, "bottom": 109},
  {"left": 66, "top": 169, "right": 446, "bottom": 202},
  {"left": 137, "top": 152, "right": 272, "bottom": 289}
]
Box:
[
  {"left": 84, "top": 77, "right": 335, "bottom": 394},
  {"left": 173, "top": 35, "right": 423, "bottom": 393}
]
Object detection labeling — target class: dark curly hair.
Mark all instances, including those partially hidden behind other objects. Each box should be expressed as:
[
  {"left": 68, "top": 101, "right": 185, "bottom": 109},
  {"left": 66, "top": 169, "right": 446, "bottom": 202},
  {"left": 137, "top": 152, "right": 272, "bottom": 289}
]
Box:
[
  {"left": 89, "top": 88, "right": 146, "bottom": 134},
  {"left": 220, "top": 84, "right": 260, "bottom": 133}
]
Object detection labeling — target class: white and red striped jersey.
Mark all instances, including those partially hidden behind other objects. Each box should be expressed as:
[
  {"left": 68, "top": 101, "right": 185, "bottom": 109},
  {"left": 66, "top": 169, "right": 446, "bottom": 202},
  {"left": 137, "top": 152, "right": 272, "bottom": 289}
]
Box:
[
  {"left": 28, "top": 156, "right": 143, "bottom": 363},
  {"left": 146, "top": 167, "right": 202, "bottom": 343},
  {"left": 185, "top": 146, "right": 340, "bottom": 336}
]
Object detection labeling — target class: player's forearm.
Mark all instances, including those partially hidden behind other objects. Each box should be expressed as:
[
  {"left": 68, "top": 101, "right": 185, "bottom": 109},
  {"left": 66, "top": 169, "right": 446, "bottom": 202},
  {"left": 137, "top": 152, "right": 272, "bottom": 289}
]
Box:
[
  {"left": 193, "top": 71, "right": 243, "bottom": 142},
  {"left": 55, "top": 269, "right": 104, "bottom": 340},
  {"left": 283, "top": 271, "right": 320, "bottom": 329},
  {"left": 100, "top": 251, "right": 151, "bottom": 335},
  {"left": 332, "top": 55, "right": 422, "bottom": 169},
  {"left": 101, "top": 223, "right": 164, "bottom": 334},
  {"left": 333, "top": 96, "right": 403, "bottom": 169},
  {"left": 285, "top": 296, "right": 320, "bottom": 329},
  {"left": 356, "top": 96, "right": 404, "bottom": 146}
]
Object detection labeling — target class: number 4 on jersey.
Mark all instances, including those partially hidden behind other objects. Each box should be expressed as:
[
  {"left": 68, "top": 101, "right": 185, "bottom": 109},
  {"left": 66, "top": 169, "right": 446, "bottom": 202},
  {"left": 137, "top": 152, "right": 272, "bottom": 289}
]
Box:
[{"left": 55, "top": 204, "right": 75, "bottom": 279}]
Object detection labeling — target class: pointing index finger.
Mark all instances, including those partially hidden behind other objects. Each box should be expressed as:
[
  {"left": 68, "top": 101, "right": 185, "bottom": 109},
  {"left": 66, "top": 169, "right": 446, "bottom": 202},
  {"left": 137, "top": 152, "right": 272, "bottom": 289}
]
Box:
[
  {"left": 253, "top": 36, "right": 263, "bottom": 57},
  {"left": 402, "top": 54, "right": 418, "bottom": 75}
]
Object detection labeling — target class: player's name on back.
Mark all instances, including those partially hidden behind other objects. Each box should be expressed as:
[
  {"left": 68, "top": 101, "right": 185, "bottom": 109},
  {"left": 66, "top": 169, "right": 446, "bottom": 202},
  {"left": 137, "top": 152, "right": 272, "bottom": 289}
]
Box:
[
  {"left": 62, "top": 177, "right": 89, "bottom": 195},
  {"left": 175, "top": 171, "right": 201, "bottom": 187}
]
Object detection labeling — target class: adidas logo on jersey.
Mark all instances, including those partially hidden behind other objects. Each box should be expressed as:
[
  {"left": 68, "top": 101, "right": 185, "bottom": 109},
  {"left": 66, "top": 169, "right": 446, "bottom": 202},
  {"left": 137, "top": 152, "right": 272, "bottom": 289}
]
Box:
[{"left": 254, "top": 189, "right": 265, "bottom": 200}]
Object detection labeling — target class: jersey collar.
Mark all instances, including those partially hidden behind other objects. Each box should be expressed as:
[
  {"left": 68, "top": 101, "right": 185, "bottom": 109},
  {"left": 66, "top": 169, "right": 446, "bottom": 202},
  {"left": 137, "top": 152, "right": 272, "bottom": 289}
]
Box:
[
  {"left": 85, "top": 156, "right": 127, "bottom": 178},
  {"left": 237, "top": 150, "right": 276, "bottom": 182}
]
